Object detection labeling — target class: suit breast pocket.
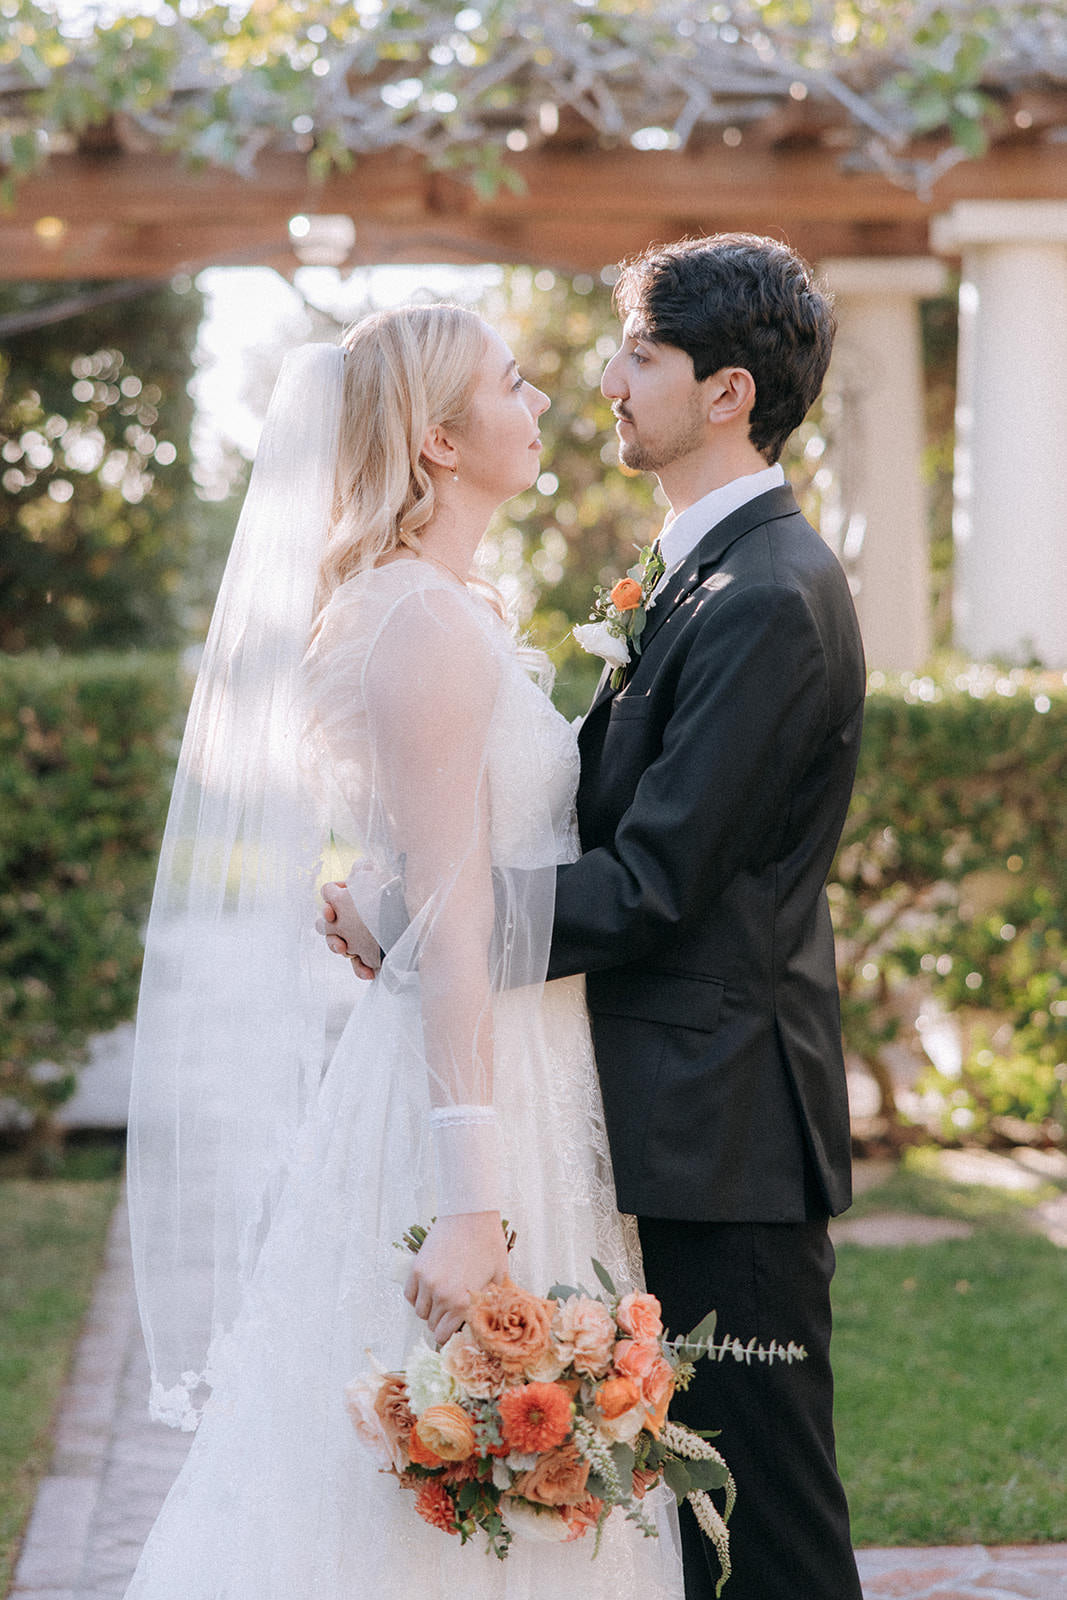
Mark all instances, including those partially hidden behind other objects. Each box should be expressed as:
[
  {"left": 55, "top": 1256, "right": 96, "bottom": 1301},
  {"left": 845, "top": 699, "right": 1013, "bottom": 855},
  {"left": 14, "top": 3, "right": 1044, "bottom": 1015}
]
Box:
[{"left": 608, "top": 692, "right": 653, "bottom": 721}]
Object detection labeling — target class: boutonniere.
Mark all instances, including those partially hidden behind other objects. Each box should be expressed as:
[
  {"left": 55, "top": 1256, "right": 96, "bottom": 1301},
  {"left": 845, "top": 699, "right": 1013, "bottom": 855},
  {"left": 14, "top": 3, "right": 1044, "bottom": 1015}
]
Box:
[{"left": 573, "top": 543, "right": 666, "bottom": 689}]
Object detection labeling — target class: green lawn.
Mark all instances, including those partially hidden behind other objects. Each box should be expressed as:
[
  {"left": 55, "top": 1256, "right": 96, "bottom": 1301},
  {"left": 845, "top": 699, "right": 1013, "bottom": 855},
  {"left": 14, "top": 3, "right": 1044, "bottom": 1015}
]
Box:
[
  {"left": 0, "top": 1147, "right": 120, "bottom": 1595},
  {"left": 833, "top": 1156, "right": 1067, "bottom": 1547}
]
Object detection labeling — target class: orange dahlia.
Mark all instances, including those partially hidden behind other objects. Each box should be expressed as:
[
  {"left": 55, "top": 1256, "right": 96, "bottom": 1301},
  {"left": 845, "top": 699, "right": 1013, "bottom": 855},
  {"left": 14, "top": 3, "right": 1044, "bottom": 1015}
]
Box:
[
  {"left": 498, "top": 1381, "right": 573, "bottom": 1453},
  {"left": 414, "top": 1480, "right": 458, "bottom": 1534}
]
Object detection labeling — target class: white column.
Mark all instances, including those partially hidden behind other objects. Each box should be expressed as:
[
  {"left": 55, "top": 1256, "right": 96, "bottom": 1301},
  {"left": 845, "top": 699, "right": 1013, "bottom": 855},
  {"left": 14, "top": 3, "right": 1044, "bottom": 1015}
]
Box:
[
  {"left": 820, "top": 257, "right": 947, "bottom": 673},
  {"left": 931, "top": 201, "right": 1067, "bottom": 666}
]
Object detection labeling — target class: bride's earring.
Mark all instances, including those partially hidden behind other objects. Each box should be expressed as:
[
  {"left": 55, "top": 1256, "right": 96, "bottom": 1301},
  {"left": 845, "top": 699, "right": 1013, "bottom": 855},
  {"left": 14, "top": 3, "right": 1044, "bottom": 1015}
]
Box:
[{"left": 451, "top": 468, "right": 459, "bottom": 483}]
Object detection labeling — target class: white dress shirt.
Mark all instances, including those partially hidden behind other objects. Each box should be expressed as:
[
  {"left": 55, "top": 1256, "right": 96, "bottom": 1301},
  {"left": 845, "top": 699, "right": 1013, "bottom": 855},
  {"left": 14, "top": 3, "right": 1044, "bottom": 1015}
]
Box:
[{"left": 650, "top": 462, "right": 785, "bottom": 603}]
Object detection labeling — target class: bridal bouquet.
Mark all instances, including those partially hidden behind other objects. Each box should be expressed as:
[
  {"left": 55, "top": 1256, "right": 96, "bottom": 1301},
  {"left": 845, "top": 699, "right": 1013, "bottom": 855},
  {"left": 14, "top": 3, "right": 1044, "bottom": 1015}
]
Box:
[{"left": 346, "top": 1237, "right": 806, "bottom": 1594}]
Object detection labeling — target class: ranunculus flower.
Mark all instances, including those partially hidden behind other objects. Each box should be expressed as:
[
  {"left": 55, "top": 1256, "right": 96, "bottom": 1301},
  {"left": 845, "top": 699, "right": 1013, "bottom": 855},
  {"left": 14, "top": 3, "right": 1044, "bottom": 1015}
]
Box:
[
  {"left": 552, "top": 1295, "right": 616, "bottom": 1377},
  {"left": 373, "top": 1373, "right": 416, "bottom": 1467},
  {"left": 414, "top": 1481, "right": 458, "bottom": 1534},
  {"left": 616, "top": 1291, "right": 664, "bottom": 1342},
  {"left": 498, "top": 1381, "right": 573, "bottom": 1453},
  {"left": 610, "top": 576, "right": 644, "bottom": 611},
  {"left": 407, "top": 1428, "right": 446, "bottom": 1468},
  {"left": 513, "top": 1443, "right": 591, "bottom": 1507},
  {"left": 343, "top": 1377, "right": 395, "bottom": 1470},
  {"left": 440, "top": 1328, "right": 508, "bottom": 1400},
  {"left": 572, "top": 620, "right": 630, "bottom": 672},
  {"left": 467, "top": 1280, "right": 554, "bottom": 1377},
  {"left": 415, "top": 1403, "right": 477, "bottom": 1462}
]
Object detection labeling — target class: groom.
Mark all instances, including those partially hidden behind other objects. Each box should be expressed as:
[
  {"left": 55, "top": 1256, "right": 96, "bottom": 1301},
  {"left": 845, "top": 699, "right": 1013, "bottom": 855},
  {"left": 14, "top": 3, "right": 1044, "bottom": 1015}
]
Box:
[
  {"left": 327, "top": 233, "right": 865, "bottom": 1600},
  {"left": 543, "top": 235, "right": 865, "bottom": 1599}
]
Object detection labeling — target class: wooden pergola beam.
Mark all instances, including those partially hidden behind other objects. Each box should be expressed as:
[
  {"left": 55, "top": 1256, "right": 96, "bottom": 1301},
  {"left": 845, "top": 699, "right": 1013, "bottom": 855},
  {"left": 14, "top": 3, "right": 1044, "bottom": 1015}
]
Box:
[{"left": 5, "top": 138, "right": 1067, "bottom": 280}]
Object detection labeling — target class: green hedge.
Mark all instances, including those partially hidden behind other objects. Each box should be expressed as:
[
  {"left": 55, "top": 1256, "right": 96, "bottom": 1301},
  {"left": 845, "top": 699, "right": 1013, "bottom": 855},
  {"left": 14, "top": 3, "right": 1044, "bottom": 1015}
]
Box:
[
  {"left": 2, "top": 655, "right": 1065, "bottom": 1151},
  {"left": 0, "top": 653, "right": 184, "bottom": 1150},
  {"left": 835, "top": 666, "right": 1067, "bottom": 1144}
]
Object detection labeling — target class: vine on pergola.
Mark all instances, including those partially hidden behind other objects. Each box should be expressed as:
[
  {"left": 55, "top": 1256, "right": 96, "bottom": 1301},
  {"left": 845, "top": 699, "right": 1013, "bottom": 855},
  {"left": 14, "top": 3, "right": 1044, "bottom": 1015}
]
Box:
[{"left": 1, "top": 0, "right": 1063, "bottom": 202}]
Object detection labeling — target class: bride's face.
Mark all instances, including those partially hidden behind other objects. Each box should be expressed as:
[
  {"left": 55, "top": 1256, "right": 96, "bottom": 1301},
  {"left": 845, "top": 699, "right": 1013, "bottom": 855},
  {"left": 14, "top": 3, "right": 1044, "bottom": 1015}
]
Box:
[{"left": 456, "top": 327, "right": 550, "bottom": 503}]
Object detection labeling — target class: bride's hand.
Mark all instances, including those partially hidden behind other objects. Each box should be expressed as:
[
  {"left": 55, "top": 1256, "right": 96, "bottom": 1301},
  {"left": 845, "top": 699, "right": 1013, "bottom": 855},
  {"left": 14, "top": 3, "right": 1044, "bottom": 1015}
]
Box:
[
  {"left": 405, "top": 1212, "right": 509, "bottom": 1345},
  {"left": 316, "top": 881, "right": 380, "bottom": 979}
]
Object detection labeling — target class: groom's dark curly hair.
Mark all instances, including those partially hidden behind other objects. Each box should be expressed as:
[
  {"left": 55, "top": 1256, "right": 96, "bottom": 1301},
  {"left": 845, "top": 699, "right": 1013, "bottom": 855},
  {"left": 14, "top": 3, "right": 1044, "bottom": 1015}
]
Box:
[{"left": 612, "top": 233, "right": 836, "bottom": 464}]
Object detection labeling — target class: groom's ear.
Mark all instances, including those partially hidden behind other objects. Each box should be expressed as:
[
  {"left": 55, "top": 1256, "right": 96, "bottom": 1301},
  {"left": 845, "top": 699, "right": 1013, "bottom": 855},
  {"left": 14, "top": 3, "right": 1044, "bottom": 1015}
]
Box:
[
  {"left": 704, "top": 366, "right": 756, "bottom": 428},
  {"left": 419, "top": 423, "right": 458, "bottom": 474}
]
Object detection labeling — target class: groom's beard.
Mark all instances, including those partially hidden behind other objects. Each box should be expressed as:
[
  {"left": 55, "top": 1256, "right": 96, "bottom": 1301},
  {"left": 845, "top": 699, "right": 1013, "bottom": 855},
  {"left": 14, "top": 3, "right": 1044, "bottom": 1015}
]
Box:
[{"left": 615, "top": 391, "right": 706, "bottom": 474}]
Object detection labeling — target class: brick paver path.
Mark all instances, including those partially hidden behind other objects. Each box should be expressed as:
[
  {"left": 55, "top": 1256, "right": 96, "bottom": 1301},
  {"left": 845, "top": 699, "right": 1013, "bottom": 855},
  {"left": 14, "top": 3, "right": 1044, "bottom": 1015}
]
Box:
[{"left": 10, "top": 1191, "right": 1067, "bottom": 1600}]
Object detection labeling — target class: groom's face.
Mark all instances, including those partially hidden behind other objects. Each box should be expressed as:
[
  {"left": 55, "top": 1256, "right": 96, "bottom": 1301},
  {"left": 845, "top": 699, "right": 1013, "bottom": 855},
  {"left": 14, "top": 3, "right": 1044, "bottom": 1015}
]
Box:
[{"left": 601, "top": 313, "right": 707, "bottom": 474}]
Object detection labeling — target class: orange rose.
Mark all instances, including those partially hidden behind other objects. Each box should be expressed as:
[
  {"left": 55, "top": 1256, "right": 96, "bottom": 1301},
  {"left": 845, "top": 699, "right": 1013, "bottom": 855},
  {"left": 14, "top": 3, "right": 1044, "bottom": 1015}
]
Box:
[
  {"left": 498, "top": 1381, "right": 573, "bottom": 1453},
  {"left": 373, "top": 1373, "right": 416, "bottom": 1463},
  {"left": 595, "top": 1375, "right": 641, "bottom": 1421},
  {"left": 415, "top": 1403, "right": 477, "bottom": 1462},
  {"left": 613, "top": 1338, "right": 659, "bottom": 1386},
  {"left": 613, "top": 1339, "right": 675, "bottom": 1435},
  {"left": 513, "top": 1443, "right": 591, "bottom": 1507},
  {"left": 466, "top": 1280, "right": 554, "bottom": 1376},
  {"left": 616, "top": 1291, "right": 664, "bottom": 1342},
  {"left": 610, "top": 576, "right": 644, "bottom": 611}
]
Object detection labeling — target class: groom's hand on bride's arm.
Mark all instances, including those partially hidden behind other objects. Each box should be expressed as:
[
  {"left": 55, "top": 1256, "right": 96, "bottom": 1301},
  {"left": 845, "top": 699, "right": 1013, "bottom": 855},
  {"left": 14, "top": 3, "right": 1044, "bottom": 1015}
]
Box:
[{"left": 316, "top": 882, "right": 380, "bottom": 980}]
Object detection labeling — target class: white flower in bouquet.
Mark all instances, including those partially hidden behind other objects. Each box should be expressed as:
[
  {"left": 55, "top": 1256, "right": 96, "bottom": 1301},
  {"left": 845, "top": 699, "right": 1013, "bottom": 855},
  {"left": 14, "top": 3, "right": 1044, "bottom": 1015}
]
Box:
[
  {"left": 501, "top": 1498, "right": 572, "bottom": 1544},
  {"left": 405, "top": 1342, "right": 458, "bottom": 1414}
]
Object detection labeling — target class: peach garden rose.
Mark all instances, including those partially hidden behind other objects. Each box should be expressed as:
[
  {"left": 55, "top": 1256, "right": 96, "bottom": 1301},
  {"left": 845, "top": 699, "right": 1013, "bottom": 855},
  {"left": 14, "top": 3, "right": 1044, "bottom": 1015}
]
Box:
[
  {"left": 513, "top": 1442, "right": 591, "bottom": 1507},
  {"left": 466, "top": 1280, "right": 554, "bottom": 1377}
]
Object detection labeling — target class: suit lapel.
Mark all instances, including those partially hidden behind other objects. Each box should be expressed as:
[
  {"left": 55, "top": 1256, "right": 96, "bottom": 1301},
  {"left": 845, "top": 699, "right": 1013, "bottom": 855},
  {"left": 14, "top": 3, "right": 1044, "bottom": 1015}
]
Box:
[
  {"left": 582, "top": 485, "right": 800, "bottom": 720},
  {"left": 639, "top": 484, "right": 800, "bottom": 651}
]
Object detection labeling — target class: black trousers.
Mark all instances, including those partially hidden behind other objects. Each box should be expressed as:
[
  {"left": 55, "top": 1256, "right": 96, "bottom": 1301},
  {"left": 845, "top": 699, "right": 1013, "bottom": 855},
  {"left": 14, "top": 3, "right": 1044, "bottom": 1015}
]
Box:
[{"left": 637, "top": 1216, "right": 863, "bottom": 1600}]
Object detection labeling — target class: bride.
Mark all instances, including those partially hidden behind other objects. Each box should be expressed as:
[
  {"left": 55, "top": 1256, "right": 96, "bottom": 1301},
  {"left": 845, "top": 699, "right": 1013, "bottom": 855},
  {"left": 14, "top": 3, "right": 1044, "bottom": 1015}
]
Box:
[{"left": 124, "top": 303, "right": 683, "bottom": 1598}]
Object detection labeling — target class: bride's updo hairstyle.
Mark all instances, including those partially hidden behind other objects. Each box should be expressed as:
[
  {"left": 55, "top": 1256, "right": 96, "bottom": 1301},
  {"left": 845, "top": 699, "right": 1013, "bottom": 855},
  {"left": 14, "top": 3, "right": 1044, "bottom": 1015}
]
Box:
[{"left": 312, "top": 302, "right": 488, "bottom": 628}]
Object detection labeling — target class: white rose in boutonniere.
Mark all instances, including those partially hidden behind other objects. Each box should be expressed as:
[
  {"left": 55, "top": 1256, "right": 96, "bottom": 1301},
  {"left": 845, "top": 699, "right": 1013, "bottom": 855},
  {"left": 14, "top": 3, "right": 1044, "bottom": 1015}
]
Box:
[
  {"left": 573, "top": 543, "right": 666, "bottom": 689},
  {"left": 572, "top": 620, "right": 630, "bottom": 673}
]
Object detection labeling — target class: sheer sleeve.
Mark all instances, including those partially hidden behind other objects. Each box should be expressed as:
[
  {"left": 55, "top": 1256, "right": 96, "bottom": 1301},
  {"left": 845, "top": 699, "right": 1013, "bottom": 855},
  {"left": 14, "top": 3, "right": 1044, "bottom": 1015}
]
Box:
[{"left": 304, "top": 570, "right": 559, "bottom": 1216}]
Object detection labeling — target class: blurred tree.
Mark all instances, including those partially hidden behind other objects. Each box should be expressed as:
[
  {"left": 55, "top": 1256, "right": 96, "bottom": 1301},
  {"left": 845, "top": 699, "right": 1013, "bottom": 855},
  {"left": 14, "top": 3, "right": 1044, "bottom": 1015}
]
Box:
[{"left": 0, "top": 279, "right": 202, "bottom": 653}]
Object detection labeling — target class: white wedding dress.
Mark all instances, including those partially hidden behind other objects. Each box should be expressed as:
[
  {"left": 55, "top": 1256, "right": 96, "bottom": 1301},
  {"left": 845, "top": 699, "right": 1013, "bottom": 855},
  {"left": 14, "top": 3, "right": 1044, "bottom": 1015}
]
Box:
[{"left": 124, "top": 562, "right": 683, "bottom": 1600}]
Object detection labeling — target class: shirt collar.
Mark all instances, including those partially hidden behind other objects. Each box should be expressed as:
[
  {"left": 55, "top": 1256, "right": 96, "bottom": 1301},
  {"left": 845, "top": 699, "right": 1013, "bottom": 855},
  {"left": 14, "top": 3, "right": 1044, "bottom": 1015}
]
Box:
[{"left": 657, "top": 462, "right": 786, "bottom": 576}]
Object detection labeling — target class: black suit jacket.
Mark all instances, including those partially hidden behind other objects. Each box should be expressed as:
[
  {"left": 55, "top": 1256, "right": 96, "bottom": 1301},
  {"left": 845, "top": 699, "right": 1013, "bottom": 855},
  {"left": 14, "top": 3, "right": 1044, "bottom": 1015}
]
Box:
[{"left": 548, "top": 485, "right": 865, "bottom": 1222}]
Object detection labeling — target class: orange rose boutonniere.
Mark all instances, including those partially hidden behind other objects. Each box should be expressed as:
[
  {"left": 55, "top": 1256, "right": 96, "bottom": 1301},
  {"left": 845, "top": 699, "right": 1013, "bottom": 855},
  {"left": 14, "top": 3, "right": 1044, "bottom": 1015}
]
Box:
[{"left": 573, "top": 542, "right": 666, "bottom": 689}]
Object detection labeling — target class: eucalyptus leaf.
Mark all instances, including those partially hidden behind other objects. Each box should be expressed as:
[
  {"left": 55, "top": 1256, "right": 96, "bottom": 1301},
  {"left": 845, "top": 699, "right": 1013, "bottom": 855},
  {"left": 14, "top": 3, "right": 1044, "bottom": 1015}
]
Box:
[{"left": 591, "top": 1258, "right": 618, "bottom": 1298}]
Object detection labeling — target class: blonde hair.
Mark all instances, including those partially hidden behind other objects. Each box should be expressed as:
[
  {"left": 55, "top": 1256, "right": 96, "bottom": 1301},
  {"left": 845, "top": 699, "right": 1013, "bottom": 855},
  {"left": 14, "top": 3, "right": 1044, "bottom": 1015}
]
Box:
[{"left": 312, "top": 303, "right": 488, "bottom": 630}]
